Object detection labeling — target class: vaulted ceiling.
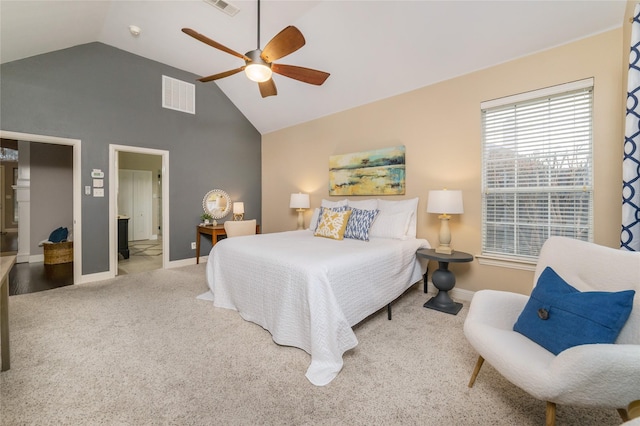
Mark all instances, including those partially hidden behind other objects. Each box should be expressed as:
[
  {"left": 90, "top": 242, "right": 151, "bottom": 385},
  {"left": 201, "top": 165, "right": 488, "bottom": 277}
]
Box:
[{"left": 0, "top": 0, "right": 627, "bottom": 134}]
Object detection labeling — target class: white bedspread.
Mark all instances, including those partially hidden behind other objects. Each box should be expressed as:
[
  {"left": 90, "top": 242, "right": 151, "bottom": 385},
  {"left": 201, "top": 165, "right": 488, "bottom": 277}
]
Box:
[{"left": 205, "top": 230, "right": 429, "bottom": 385}]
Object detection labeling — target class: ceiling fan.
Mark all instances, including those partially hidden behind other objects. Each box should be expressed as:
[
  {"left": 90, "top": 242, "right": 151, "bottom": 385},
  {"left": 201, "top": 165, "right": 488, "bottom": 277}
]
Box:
[{"left": 182, "top": 0, "right": 330, "bottom": 98}]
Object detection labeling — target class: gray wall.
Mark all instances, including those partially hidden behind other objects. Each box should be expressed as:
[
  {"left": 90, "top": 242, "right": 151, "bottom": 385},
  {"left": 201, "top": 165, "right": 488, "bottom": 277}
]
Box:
[
  {"left": 30, "top": 142, "right": 73, "bottom": 253},
  {"left": 0, "top": 42, "right": 262, "bottom": 274}
]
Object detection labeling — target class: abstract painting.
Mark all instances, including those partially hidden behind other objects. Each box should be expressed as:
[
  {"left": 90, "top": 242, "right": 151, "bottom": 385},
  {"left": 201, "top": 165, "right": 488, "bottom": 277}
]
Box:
[{"left": 329, "top": 146, "right": 405, "bottom": 196}]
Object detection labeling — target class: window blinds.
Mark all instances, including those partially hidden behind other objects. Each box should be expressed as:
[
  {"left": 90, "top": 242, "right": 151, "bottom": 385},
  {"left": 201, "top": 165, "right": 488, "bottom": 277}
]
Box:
[{"left": 481, "top": 80, "right": 593, "bottom": 259}]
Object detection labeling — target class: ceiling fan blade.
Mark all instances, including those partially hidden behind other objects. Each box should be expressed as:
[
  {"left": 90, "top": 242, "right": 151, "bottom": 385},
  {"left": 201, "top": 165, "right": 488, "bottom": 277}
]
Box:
[
  {"left": 258, "top": 79, "right": 277, "bottom": 98},
  {"left": 198, "top": 67, "right": 245, "bottom": 83},
  {"left": 260, "top": 26, "right": 305, "bottom": 63},
  {"left": 182, "top": 28, "right": 250, "bottom": 61},
  {"left": 271, "top": 63, "right": 330, "bottom": 86}
]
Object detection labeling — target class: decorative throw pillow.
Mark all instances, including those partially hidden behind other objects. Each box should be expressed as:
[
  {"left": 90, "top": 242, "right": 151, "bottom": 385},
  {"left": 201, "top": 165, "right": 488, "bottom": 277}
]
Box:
[
  {"left": 311, "top": 206, "right": 349, "bottom": 232},
  {"left": 314, "top": 209, "right": 352, "bottom": 240},
  {"left": 513, "top": 266, "right": 636, "bottom": 355},
  {"left": 344, "top": 208, "right": 379, "bottom": 241}
]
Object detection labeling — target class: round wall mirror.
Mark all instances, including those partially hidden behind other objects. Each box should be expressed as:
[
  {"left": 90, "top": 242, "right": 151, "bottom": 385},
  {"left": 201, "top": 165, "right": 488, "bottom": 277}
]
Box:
[{"left": 203, "top": 189, "right": 232, "bottom": 219}]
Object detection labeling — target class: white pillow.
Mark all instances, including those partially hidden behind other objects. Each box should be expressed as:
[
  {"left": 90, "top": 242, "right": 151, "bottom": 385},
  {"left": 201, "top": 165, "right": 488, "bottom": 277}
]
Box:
[
  {"left": 347, "top": 199, "right": 378, "bottom": 210},
  {"left": 308, "top": 208, "right": 321, "bottom": 231},
  {"left": 369, "top": 211, "right": 412, "bottom": 240},
  {"left": 377, "top": 198, "right": 419, "bottom": 237},
  {"left": 321, "top": 199, "right": 348, "bottom": 208}
]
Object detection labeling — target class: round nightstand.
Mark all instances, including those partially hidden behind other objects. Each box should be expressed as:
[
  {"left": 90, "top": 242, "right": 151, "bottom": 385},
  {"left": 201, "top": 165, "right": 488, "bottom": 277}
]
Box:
[{"left": 416, "top": 249, "right": 473, "bottom": 315}]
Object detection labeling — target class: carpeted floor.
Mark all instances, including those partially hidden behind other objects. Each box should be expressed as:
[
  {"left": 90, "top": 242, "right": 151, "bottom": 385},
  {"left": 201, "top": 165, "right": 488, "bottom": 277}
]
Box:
[{"left": 0, "top": 264, "right": 625, "bottom": 425}]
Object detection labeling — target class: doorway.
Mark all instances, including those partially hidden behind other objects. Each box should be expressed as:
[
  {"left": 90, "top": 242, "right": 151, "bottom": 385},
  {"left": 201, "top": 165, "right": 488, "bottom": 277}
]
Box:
[
  {"left": 109, "top": 145, "right": 169, "bottom": 277},
  {"left": 0, "top": 130, "right": 82, "bottom": 284}
]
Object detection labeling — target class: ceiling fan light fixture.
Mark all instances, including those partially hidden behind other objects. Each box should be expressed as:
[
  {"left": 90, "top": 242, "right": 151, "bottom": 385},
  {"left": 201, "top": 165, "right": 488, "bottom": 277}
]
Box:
[
  {"left": 245, "top": 63, "right": 272, "bottom": 82},
  {"left": 244, "top": 49, "right": 272, "bottom": 82}
]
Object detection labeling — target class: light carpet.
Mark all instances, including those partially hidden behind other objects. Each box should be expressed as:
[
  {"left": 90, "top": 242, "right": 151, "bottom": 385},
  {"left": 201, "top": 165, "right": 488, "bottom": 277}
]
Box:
[{"left": 0, "top": 264, "right": 624, "bottom": 425}]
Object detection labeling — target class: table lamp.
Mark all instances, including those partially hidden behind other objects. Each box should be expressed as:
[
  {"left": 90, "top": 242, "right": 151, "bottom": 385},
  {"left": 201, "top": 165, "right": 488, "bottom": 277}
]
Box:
[
  {"left": 290, "top": 193, "right": 310, "bottom": 230},
  {"left": 427, "top": 189, "right": 464, "bottom": 254},
  {"left": 233, "top": 202, "right": 244, "bottom": 221}
]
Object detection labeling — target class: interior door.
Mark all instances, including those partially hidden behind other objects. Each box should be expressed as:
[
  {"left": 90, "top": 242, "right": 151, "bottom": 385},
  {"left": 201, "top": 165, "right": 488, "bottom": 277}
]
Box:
[
  {"left": 119, "top": 169, "right": 152, "bottom": 241},
  {"left": 132, "top": 170, "right": 152, "bottom": 241}
]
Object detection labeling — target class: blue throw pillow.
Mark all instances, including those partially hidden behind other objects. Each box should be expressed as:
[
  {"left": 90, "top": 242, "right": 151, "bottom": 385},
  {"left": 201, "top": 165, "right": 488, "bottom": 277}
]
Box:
[
  {"left": 344, "top": 208, "right": 379, "bottom": 241},
  {"left": 513, "top": 266, "right": 635, "bottom": 355}
]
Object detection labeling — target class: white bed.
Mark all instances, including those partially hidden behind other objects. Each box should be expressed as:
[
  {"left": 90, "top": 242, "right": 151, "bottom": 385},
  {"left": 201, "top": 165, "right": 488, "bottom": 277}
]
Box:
[{"left": 205, "top": 229, "right": 429, "bottom": 385}]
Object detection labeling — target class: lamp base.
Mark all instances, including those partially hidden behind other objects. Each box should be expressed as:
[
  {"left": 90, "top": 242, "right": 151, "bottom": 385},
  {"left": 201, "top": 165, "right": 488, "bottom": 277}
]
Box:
[
  {"left": 233, "top": 213, "right": 244, "bottom": 221},
  {"left": 435, "top": 246, "right": 453, "bottom": 255},
  {"left": 296, "top": 209, "right": 305, "bottom": 230}
]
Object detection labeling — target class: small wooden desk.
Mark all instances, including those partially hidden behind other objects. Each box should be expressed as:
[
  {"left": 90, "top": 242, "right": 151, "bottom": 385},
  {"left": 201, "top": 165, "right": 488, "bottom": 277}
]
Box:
[
  {"left": 1, "top": 255, "right": 16, "bottom": 371},
  {"left": 196, "top": 224, "right": 260, "bottom": 264}
]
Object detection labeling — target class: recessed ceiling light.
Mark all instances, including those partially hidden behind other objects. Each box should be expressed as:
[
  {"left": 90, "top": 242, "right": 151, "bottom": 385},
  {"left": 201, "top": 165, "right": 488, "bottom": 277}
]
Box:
[{"left": 129, "top": 25, "right": 141, "bottom": 37}]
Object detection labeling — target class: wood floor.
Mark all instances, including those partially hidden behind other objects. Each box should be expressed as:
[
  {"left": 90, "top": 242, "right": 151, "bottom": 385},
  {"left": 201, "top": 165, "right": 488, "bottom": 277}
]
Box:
[{"left": 2, "top": 232, "right": 163, "bottom": 295}]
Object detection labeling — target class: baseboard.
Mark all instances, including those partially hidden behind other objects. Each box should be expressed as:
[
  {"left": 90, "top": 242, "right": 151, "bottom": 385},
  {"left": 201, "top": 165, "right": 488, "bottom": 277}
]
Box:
[
  {"left": 77, "top": 270, "right": 113, "bottom": 284},
  {"left": 29, "top": 254, "right": 44, "bottom": 263},
  {"left": 425, "top": 280, "right": 475, "bottom": 303},
  {"left": 450, "top": 287, "right": 475, "bottom": 303},
  {"left": 166, "top": 256, "right": 207, "bottom": 269}
]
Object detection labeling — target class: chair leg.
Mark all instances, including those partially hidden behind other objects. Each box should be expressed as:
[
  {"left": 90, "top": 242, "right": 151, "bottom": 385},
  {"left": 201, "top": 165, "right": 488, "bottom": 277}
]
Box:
[
  {"left": 545, "top": 402, "right": 556, "bottom": 426},
  {"left": 617, "top": 408, "right": 629, "bottom": 422},
  {"left": 468, "top": 356, "right": 484, "bottom": 388}
]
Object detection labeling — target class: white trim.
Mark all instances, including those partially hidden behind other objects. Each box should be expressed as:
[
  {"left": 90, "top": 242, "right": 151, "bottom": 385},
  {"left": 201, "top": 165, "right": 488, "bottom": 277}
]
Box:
[
  {"left": 476, "top": 254, "right": 537, "bottom": 272},
  {"left": 0, "top": 130, "right": 82, "bottom": 284},
  {"left": 109, "top": 144, "right": 170, "bottom": 278},
  {"left": 425, "top": 280, "right": 475, "bottom": 303},
  {"left": 480, "top": 77, "right": 594, "bottom": 109},
  {"left": 76, "top": 270, "right": 112, "bottom": 284},
  {"left": 29, "top": 254, "right": 44, "bottom": 263},
  {"left": 167, "top": 257, "right": 204, "bottom": 269}
]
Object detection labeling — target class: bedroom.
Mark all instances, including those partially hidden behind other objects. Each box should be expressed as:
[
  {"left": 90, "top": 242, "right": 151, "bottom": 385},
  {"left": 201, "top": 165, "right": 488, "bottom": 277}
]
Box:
[
  {"left": 1, "top": 0, "right": 638, "bottom": 424},
  {"left": 0, "top": 1, "right": 629, "bottom": 293}
]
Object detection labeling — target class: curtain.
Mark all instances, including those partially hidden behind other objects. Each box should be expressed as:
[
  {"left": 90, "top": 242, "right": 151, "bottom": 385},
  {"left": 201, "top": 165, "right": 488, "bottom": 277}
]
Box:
[{"left": 622, "top": 3, "right": 640, "bottom": 251}]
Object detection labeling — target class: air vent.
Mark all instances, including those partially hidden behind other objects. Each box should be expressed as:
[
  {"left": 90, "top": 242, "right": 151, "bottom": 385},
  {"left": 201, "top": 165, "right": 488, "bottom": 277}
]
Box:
[
  {"left": 202, "top": 0, "right": 240, "bottom": 17},
  {"left": 162, "top": 76, "right": 195, "bottom": 115}
]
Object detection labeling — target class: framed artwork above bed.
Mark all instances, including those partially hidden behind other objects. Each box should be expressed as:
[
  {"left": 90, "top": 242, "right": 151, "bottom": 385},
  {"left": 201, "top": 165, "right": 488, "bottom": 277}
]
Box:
[{"left": 328, "top": 145, "right": 405, "bottom": 196}]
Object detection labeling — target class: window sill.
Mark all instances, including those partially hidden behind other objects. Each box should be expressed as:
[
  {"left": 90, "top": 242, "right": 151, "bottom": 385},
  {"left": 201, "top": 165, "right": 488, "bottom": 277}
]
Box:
[{"left": 476, "top": 254, "right": 536, "bottom": 272}]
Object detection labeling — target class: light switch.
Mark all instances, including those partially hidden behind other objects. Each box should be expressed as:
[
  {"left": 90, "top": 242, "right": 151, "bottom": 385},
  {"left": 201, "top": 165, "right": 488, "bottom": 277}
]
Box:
[{"left": 85, "top": 186, "right": 91, "bottom": 195}]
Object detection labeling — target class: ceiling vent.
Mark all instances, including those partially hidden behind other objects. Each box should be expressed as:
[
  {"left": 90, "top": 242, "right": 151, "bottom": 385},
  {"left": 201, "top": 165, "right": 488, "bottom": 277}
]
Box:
[
  {"left": 162, "top": 76, "right": 195, "bottom": 115},
  {"left": 202, "top": 0, "right": 240, "bottom": 17}
]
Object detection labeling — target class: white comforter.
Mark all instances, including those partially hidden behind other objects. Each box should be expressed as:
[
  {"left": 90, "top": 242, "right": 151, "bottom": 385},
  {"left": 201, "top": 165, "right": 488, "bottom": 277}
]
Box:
[{"left": 206, "top": 230, "right": 429, "bottom": 385}]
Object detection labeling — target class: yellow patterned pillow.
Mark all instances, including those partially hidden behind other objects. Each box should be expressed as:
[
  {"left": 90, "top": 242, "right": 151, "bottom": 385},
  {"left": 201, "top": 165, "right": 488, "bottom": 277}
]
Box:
[{"left": 314, "top": 209, "right": 352, "bottom": 240}]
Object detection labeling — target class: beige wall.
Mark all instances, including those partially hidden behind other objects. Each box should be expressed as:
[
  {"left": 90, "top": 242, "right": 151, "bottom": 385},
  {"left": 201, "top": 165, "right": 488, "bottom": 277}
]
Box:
[{"left": 262, "top": 26, "right": 625, "bottom": 296}]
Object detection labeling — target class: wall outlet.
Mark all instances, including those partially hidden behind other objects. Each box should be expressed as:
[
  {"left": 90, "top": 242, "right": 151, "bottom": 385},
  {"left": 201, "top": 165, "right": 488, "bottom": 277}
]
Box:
[{"left": 191, "top": 242, "right": 196, "bottom": 250}]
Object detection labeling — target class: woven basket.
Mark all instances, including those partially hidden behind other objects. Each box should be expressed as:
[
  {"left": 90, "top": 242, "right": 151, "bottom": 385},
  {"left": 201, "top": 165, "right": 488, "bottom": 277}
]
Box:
[{"left": 43, "top": 241, "right": 73, "bottom": 265}]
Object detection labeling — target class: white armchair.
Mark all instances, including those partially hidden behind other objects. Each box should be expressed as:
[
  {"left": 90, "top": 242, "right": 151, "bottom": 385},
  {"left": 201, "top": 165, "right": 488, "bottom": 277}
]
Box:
[
  {"left": 464, "top": 236, "right": 640, "bottom": 425},
  {"left": 223, "top": 219, "right": 257, "bottom": 238}
]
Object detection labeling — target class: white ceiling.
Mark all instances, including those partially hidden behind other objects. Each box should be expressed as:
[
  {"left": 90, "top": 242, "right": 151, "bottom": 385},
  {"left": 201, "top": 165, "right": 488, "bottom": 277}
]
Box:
[{"left": 0, "top": 0, "right": 627, "bottom": 134}]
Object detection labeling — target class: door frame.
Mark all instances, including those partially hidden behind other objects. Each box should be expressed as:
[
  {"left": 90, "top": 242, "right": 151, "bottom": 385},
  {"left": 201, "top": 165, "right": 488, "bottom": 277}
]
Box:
[
  {"left": 109, "top": 144, "right": 169, "bottom": 276},
  {"left": 0, "top": 130, "right": 82, "bottom": 283}
]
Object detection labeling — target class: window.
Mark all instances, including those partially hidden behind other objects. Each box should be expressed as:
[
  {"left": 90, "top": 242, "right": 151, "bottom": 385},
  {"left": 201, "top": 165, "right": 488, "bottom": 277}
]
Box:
[{"left": 481, "top": 79, "right": 593, "bottom": 262}]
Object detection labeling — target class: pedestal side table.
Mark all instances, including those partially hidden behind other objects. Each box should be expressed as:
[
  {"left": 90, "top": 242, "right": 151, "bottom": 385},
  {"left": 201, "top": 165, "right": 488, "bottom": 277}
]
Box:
[{"left": 417, "top": 249, "right": 473, "bottom": 315}]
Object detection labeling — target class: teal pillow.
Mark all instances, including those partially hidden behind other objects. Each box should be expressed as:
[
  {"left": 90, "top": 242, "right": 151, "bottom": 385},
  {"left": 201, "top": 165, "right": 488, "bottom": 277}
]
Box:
[{"left": 513, "top": 267, "right": 635, "bottom": 355}]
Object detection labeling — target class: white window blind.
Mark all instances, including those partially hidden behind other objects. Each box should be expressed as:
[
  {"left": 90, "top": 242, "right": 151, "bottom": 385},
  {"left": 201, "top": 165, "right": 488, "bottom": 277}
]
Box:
[{"left": 481, "top": 79, "right": 593, "bottom": 260}]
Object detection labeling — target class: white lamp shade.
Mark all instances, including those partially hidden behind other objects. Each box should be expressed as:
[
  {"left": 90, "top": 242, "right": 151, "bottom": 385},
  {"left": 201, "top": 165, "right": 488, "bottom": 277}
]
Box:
[
  {"left": 427, "top": 190, "right": 464, "bottom": 215},
  {"left": 289, "top": 193, "right": 310, "bottom": 209},
  {"left": 233, "top": 202, "right": 244, "bottom": 214}
]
